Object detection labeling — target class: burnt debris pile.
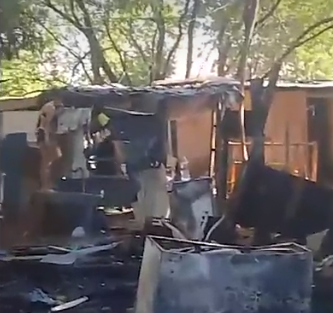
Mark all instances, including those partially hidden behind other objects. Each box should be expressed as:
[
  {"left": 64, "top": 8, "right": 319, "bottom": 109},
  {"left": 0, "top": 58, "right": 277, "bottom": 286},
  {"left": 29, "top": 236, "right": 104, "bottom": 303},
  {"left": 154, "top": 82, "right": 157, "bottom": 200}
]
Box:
[
  {"left": 0, "top": 237, "right": 143, "bottom": 313},
  {"left": 0, "top": 235, "right": 333, "bottom": 313}
]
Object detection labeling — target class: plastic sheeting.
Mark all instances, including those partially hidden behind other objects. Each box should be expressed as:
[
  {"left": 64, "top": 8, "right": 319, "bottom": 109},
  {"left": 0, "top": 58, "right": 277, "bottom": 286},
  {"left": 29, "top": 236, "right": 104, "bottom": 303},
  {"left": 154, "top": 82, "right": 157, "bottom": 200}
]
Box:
[{"left": 169, "top": 177, "right": 216, "bottom": 240}]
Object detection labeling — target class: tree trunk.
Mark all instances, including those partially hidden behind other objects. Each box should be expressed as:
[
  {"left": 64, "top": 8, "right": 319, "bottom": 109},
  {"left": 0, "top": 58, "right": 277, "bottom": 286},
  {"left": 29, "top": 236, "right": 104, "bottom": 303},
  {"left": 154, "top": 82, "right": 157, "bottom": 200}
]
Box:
[
  {"left": 85, "top": 35, "right": 104, "bottom": 84},
  {"left": 151, "top": 0, "right": 166, "bottom": 81},
  {"left": 236, "top": 0, "right": 260, "bottom": 161},
  {"left": 185, "top": 0, "right": 200, "bottom": 78}
]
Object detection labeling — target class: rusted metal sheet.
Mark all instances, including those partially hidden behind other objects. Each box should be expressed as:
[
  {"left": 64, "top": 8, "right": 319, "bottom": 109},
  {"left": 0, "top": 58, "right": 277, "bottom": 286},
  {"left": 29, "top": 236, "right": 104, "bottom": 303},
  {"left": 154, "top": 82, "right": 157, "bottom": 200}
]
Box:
[
  {"left": 169, "top": 177, "right": 216, "bottom": 240},
  {"left": 136, "top": 236, "right": 313, "bottom": 313}
]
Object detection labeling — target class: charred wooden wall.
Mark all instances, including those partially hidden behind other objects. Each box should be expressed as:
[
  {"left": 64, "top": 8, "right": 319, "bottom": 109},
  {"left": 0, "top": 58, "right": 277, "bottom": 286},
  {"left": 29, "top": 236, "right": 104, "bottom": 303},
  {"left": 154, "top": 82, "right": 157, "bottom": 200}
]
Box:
[{"left": 175, "top": 89, "right": 311, "bottom": 178}]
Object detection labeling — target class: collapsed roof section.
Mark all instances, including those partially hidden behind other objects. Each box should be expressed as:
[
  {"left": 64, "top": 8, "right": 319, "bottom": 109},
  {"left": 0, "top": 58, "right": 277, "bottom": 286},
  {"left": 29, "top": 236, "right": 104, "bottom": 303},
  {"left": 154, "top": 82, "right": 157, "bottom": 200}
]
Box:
[{"left": 36, "top": 77, "right": 242, "bottom": 120}]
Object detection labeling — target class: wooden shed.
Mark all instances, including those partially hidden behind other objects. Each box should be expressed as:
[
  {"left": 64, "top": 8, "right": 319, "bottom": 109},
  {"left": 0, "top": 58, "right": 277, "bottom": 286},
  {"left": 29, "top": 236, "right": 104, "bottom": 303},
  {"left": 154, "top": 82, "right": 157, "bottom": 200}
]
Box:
[{"left": 174, "top": 81, "right": 333, "bottom": 187}]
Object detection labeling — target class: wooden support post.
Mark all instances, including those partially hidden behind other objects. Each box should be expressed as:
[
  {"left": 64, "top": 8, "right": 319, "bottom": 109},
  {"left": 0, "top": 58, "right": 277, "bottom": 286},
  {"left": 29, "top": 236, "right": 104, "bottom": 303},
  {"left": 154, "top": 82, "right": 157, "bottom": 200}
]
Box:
[
  {"left": 284, "top": 123, "right": 290, "bottom": 172},
  {"left": 215, "top": 101, "right": 229, "bottom": 212},
  {"left": 169, "top": 120, "right": 181, "bottom": 180}
]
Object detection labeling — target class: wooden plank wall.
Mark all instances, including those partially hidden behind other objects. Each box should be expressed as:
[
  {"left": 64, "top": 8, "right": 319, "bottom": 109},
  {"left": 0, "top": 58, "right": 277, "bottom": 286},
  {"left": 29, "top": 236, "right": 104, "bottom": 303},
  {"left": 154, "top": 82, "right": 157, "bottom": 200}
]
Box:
[
  {"left": 176, "top": 89, "right": 310, "bottom": 177},
  {"left": 0, "top": 93, "right": 312, "bottom": 179},
  {"left": 176, "top": 111, "right": 213, "bottom": 177},
  {"left": 326, "top": 99, "right": 333, "bottom": 168}
]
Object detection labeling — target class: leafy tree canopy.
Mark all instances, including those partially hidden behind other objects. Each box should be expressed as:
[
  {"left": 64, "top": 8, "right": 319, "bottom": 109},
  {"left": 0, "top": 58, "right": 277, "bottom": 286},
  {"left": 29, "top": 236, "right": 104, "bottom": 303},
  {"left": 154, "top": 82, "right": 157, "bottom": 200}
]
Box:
[{"left": 2, "top": 0, "right": 333, "bottom": 96}]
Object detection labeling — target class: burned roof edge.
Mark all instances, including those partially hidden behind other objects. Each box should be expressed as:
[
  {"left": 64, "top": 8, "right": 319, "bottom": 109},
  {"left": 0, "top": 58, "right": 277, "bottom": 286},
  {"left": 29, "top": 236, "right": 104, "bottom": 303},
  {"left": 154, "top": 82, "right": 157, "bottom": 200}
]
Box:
[
  {"left": 5, "top": 79, "right": 333, "bottom": 112},
  {"left": 33, "top": 79, "right": 242, "bottom": 114}
]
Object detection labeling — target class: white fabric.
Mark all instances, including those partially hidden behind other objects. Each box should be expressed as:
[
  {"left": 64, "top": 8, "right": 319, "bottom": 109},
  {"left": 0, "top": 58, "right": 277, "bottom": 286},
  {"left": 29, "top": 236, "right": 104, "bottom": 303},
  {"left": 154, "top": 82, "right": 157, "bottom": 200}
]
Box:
[
  {"left": 71, "top": 128, "right": 90, "bottom": 178},
  {"left": 56, "top": 108, "right": 91, "bottom": 134},
  {"left": 132, "top": 165, "right": 170, "bottom": 228},
  {"left": 56, "top": 108, "right": 91, "bottom": 178}
]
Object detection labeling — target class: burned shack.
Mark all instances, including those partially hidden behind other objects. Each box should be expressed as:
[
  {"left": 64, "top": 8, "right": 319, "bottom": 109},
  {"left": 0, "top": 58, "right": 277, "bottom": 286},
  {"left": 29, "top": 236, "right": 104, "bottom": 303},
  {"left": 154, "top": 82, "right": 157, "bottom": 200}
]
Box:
[
  {"left": 4, "top": 80, "right": 333, "bottom": 189},
  {"left": 0, "top": 78, "right": 241, "bottom": 241},
  {"left": 0, "top": 78, "right": 245, "bottom": 313},
  {"left": 0, "top": 79, "right": 333, "bottom": 313}
]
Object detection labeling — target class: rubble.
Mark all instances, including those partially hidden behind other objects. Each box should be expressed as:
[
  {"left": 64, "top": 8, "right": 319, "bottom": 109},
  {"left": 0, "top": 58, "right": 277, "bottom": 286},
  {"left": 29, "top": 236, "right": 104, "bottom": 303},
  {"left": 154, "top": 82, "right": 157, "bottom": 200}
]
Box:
[
  {"left": 0, "top": 236, "right": 143, "bottom": 313},
  {"left": 0, "top": 229, "right": 333, "bottom": 313}
]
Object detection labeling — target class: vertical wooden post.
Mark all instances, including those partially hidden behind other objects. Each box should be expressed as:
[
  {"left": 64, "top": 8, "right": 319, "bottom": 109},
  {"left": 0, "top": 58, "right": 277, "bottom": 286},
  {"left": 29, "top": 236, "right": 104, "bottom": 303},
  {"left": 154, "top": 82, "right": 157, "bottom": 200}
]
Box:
[
  {"left": 215, "top": 100, "right": 229, "bottom": 212},
  {"left": 169, "top": 120, "right": 181, "bottom": 180},
  {"left": 209, "top": 109, "right": 216, "bottom": 178},
  {"left": 284, "top": 123, "right": 290, "bottom": 172}
]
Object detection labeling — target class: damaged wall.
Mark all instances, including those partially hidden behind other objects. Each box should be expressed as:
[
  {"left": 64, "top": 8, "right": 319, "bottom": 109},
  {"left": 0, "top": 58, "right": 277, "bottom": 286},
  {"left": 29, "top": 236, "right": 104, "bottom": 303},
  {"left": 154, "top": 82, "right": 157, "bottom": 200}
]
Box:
[
  {"left": 0, "top": 90, "right": 317, "bottom": 181},
  {"left": 176, "top": 89, "right": 310, "bottom": 178},
  {"left": 0, "top": 111, "right": 39, "bottom": 142},
  {"left": 264, "top": 90, "right": 309, "bottom": 172},
  {"left": 176, "top": 111, "right": 213, "bottom": 177}
]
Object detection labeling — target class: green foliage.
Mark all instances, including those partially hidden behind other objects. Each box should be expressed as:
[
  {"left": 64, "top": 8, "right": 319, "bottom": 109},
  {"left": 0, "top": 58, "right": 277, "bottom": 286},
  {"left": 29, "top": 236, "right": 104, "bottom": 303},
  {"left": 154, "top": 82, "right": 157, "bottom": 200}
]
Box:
[
  {"left": 1, "top": 53, "right": 47, "bottom": 97},
  {"left": 201, "top": 0, "right": 333, "bottom": 79},
  {"left": 0, "top": 0, "right": 45, "bottom": 59},
  {"left": 2, "top": 0, "right": 333, "bottom": 97},
  {"left": 286, "top": 35, "right": 333, "bottom": 80},
  {"left": 258, "top": 0, "right": 333, "bottom": 79},
  {"left": 0, "top": 49, "right": 67, "bottom": 97},
  {"left": 276, "top": 0, "right": 333, "bottom": 80}
]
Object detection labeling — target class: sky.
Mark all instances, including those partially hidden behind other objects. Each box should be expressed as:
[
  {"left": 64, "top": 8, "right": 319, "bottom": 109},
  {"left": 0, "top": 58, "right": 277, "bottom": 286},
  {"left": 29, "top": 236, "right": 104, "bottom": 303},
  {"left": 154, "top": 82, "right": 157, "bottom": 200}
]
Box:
[
  {"left": 174, "top": 34, "right": 217, "bottom": 78},
  {"left": 49, "top": 17, "right": 218, "bottom": 84}
]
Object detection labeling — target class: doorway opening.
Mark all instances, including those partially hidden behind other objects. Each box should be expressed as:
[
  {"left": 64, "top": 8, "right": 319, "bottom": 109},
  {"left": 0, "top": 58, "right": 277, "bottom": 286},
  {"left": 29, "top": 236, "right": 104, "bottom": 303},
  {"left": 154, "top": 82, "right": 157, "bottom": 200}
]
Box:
[{"left": 307, "top": 97, "right": 331, "bottom": 184}]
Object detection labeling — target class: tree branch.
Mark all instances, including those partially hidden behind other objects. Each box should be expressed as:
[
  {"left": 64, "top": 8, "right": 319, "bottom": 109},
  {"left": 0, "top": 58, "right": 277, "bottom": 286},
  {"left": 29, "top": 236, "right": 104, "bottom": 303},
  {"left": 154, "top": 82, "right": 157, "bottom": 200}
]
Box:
[
  {"left": 277, "top": 20, "right": 333, "bottom": 64},
  {"left": 263, "top": 62, "right": 281, "bottom": 105},
  {"left": 256, "top": 17, "right": 333, "bottom": 124},
  {"left": 262, "top": 17, "right": 333, "bottom": 79},
  {"left": 44, "top": 0, "right": 103, "bottom": 83},
  {"left": 217, "top": 36, "right": 232, "bottom": 76},
  {"left": 74, "top": 0, "right": 118, "bottom": 83},
  {"left": 145, "top": 28, "right": 158, "bottom": 83},
  {"left": 73, "top": 46, "right": 118, "bottom": 81},
  {"left": 215, "top": 1, "right": 243, "bottom": 76},
  {"left": 236, "top": 0, "right": 260, "bottom": 80},
  {"left": 162, "top": 0, "right": 191, "bottom": 77},
  {"left": 151, "top": 1, "right": 166, "bottom": 80},
  {"left": 28, "top": 14, "right": 93, "bottom": 83},
  {"left": 43, "top": 0, "right": 82, "bottom": 30},
  {"left": 68, "top": 0, "right": 82, "bottom": 28},
  {"left": 70, "top": 55, "right": 93, "bottom": 84},
  {"left": 185, "top": 0, "right": 200, "bottom": 78},
  {"left": 122, "top": 22, "right": 149, "bottom": 64},
  {"left": 255, "top": 0, "right": 282, "bottom": 29},
  {"left": 103, "top": 19, "right": 132, "bottom": 85}
]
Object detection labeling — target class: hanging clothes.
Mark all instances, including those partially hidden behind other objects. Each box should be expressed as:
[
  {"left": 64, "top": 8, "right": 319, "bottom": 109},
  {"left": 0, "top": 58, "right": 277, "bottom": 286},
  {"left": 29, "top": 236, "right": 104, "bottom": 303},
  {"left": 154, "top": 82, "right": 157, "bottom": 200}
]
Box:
[{"left": 36, "top": 100, "right": 63, "bottom": 190}]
